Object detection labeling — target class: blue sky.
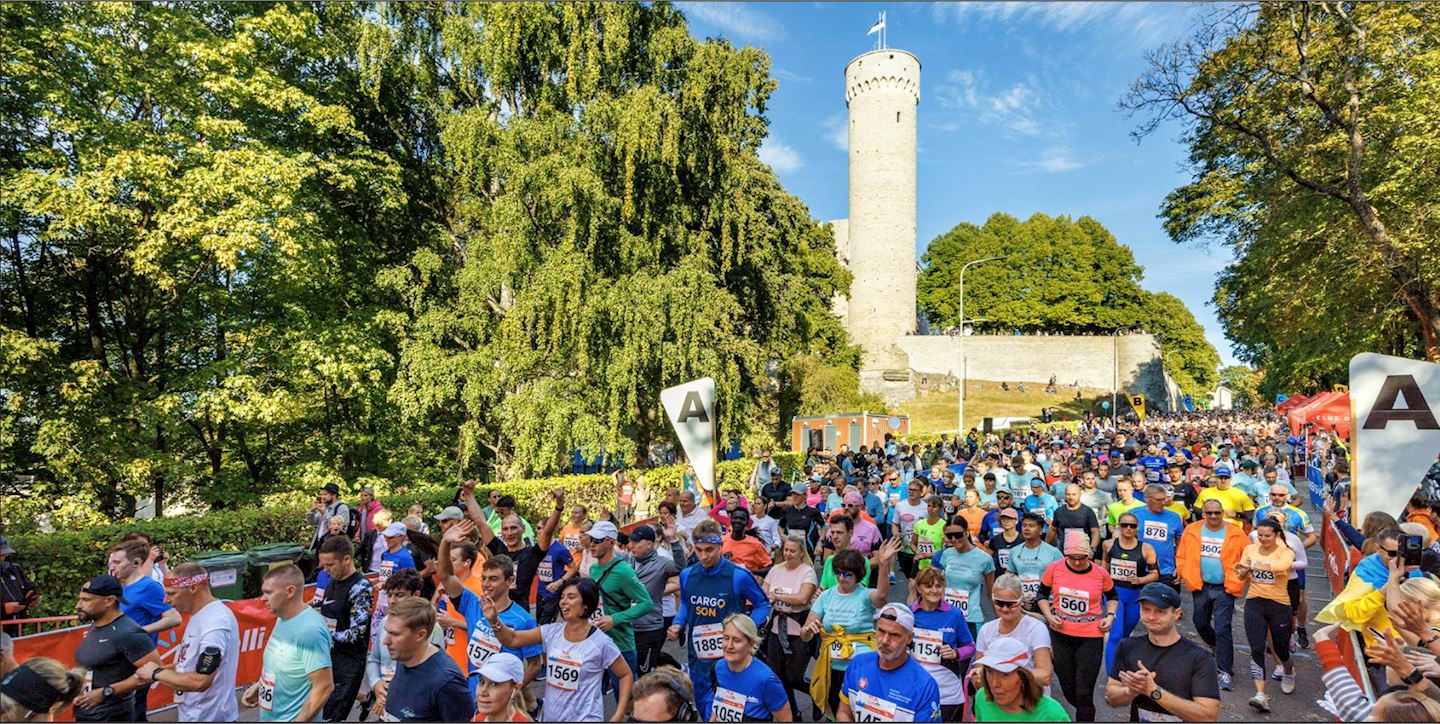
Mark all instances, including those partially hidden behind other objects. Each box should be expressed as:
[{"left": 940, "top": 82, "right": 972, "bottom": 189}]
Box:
[{"left": 677, "top": 2, "right": 1242, "bottom": 367}]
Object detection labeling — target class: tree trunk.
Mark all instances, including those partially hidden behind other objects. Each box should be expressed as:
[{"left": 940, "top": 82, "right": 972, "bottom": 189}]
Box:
[
  {"left": 1349, "top": 198, "right": 1440, "bottom": 361},
  {"left": 634, "top": 402, "right": 654, "bottom": 470},
  {"left": 82, "top": 254, "right": 107, "bottom": 364}
]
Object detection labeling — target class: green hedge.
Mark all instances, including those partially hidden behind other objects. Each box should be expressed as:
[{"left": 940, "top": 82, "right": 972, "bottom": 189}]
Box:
[{"left": 9, "top": 454, "right": 803, "bottom": 619}]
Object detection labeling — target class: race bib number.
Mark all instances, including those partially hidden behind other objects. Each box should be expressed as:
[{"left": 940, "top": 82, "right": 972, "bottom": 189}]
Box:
[
  {"left": 1252, "top": 568, "right": 1277, "bottom": 584},
  {"left": 564, "top": 534, "right": 582, "bottom": 551},
  {"left": 258, "top": 671, "right": 275, "bottom": 711},
  {"left": 1142, "top": 521, "right": 1169, "bottom": 542},
  {"left": 917, "top": 539, "right": 936, "bottom": 557},
  {"left": 589, "top": 598, "right": 606, "bottom": 626},
  {"left": 1110, "top": 559, "right": 1137, "bottom": 580},
  {"left": 468, "top": 624, "right": 502, "bottom": 669},
  {"left": 1020, "top": 575, "right": 1041, "bottom": 602},
  {"left": 710, "top": 686, "right": 748, "bottom": 723},
  {"left": 538, "top": 559, "right": 554, "bottom": 582},
  {"left": 693, "top": 622, "right": 725, "bottom": 660},
  {"left": 378, "top": 560, "right": 395, "bottom": 584},
  {"left": 1200, "top": 539, "right": 1223, "bottom": 559},
  {"left": 997, "top": 547, "right": 1011, "bottom": 570},
  {"left": 771, "top": 585, "right": 794, "bottom": 612},
  {"left": 83, "top": 670, "right": 93, "bottom": 695},
  {"left": 829, "top": 638, "right": 857, "bottom": 661},
  {"left": 851, "top": 690, "right": 901, "bottom": 722},
  {"left": 1056, "top": 586, "right": 1091, "bottom": 618},
  {"left": 444, "top": 622, "right": 456, "bottom": 646},
  {"left": 912, "top": 628, "right": 944, "bottom": 664},
  {"left": 944, "top": 587, "right": 970, "bottom": 617},
  {"left": 546, "top": 653, "right": 583, "bottom": 692},
  {"left": 381, "top": 665, "right": 395, "bottom": 684}
]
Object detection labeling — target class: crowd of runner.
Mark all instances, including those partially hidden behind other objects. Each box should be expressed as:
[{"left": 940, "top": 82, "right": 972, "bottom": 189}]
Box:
[{"left": 6, "top": 410, "right": 1440, "bottom": 721}]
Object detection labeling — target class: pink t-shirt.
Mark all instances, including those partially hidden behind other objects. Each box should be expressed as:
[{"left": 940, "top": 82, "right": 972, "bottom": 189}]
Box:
[
  {"left": 764, "top": 564, "right": 818, "bottom": 636},
  {"left": 850, "top": 518, "right": 882, "bottom": 555}
]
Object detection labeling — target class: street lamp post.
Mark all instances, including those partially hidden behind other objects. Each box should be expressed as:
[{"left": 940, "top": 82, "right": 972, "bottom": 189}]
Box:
[{"left": 958, "top": 256, "right": 1006, "bottom": 438}]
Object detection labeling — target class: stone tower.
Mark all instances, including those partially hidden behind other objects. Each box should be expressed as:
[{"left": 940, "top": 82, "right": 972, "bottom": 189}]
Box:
[{"left": 838, "top": 48, "right": 920, "bottom": 400}]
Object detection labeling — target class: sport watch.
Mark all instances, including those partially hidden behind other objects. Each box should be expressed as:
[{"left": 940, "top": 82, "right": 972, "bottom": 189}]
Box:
[
  {"left": 1148, "top": 686, "right": 1164, "bottom": 702},
  {"left": 101, "top": 686, "right": 115, "bottom": 700},
  {"left": 1404, "top": 668, "right": 1425, "bottom": 686}
]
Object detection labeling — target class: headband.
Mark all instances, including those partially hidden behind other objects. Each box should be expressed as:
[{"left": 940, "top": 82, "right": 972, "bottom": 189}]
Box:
[
  {"left": 693, "top": 534, "right": 724, "bottom": 545},
  {"left": 0, "top": 665, "right": 65, "bottom": 716},
  {"left": 163, "top": 573, "right": 210, "bottom": 588}
]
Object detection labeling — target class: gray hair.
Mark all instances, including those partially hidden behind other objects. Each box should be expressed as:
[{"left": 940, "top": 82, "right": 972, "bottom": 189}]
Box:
[
  {"left": 1144, "top": 484, "right": 1168, "bottom": 499},
  {"left": 993, "top": 572, "right": 1024, "bottom": 598}
]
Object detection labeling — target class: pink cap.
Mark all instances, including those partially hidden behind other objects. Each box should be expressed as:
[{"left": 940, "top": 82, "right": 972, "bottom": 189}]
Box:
[{"left": 1063, "top": 529, "right": 1090, "bottom": 555}]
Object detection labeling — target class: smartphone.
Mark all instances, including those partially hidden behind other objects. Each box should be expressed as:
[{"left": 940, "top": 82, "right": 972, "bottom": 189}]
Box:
[{"left": 1402, "top": 534, "right": 1424, "bottom": 567}]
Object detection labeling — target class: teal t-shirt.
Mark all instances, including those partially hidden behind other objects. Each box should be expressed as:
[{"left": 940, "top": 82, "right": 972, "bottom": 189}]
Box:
[
  {"left": 811, "top": 585, "right": 878, "bottom": 671},
  {"left": 972, "top": 689, "right": 1072, "bottom": 721},
  {"left": 260, "top": 607, "right": 333, "bottom": 722},
  {"left": 1200, "top": 525, "right": 1226, "bottom": 585},
  {"left": 934, "top": 547, "right": 996, "bottom": 623},
  {"left": 1006, "top": 541, "right": 1063, "bottom": 603}
]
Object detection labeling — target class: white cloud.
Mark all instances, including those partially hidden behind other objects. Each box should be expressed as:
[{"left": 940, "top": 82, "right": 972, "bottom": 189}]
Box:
[
  {"left": 935, "top": 70, "right": 1047, "bottom": 137},
  {"left": 680, "top": 3, "right": 783, "bottom": 42},
  {"left": 758, "top": 137, "right": 804, "bottom": 174},
  {"left": 821, "top": 115, "right": 847, "bottom": 152},
  {"left": 929, "top": 2, "right": 1187, "bottom": 45},
  {"left": 775, "top": 68, "right": 812, "bottom": 84},
  {"left": 1013, "top": 146, "right": 1086, "bottom": 173}
]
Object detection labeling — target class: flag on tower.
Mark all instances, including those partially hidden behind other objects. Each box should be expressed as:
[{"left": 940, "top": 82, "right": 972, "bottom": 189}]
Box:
[{"left": 868, "top": 12, "right": 886, "bottom": 36}]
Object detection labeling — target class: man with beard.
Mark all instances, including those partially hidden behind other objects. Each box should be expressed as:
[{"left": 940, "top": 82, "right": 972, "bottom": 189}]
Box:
[
  {"left": 836, "top": 603, "right": 942, "bottom": 722},
  {"left": 70, "top": 575, "right": 161, "bottom": 722}
]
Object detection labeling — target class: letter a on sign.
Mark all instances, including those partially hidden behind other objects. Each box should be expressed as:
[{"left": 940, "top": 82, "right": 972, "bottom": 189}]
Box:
[
  {"left": 661, "top": 378, "right": 716, "bottom": 498},
  {"left": 1351, "top": 353, "right": 1440, "bottom": 522}
]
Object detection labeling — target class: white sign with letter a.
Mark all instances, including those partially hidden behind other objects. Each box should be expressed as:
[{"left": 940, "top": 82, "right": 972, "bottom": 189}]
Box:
[
  {"left": 661, "top": 377, "right": 717, "bottom": 498},
  {"left": 1351, "top": 353, "right": 1440, "bottom": 522}
]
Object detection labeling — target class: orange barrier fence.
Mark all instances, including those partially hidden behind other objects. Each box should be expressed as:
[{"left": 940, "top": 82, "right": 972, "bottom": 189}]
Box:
[{"left": 1320, "top": 516, "right": 1376, "bottom": 705}]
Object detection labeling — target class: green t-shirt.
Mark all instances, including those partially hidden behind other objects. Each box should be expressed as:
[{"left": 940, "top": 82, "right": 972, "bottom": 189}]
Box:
[
  {"left": 972, "top": 689, "right": 1071, "bottom": 721},
  {"left": 819, "top": 555, "right": 872, "bottom": 589},
  {"left": 914, "top": 517, "right": 946, "bottom": 569},
  {"left": 588, "top": 558, "right": 654, "bottom": 653},
  {"left": 1106, "top": 498, "right": 1145, "bottom": 527}
]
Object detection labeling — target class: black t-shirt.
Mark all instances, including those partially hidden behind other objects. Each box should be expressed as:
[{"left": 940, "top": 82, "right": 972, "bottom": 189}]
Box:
[
  {"left": 785, "top": 505, "right": 825, "bottom": 539},
  {"left": 988, "top": 530, "right": 1025, "bottom": 572},
  {"left": 1052, "top": 505, "right": 1098, "bottom": 547},
  {"left": 74, "top": 615, "right": 155, "bottom": 719},
  {"left": 1111, "top": 634, "right": 1219, "bottom": 721},
  {"left": 760, "top": 481, "right": 790, "bottom": 502},
  {"left": 385, "top": 648, "right": 476, "bottom": 722},
  {"left": 408, "top": 544, "right": 437, "bottom": 600},
  {"left": 487, "top": 537, "right": 545, "bottom": 607}
]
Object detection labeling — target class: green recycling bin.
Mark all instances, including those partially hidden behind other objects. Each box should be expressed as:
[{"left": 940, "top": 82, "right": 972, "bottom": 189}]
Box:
[
  {"left": 187, "top": 551, "right": 249, "bottom": 600},
  {"left": 245, "top": 543, "right": 306, "bottom": 598}
]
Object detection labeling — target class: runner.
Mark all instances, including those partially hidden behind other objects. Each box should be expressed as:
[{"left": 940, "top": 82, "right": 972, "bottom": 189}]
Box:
[
  {"left": 1105, "top": 582, "right": 1221, "bottom": 721},
  {"left": 709, "top": 615, "right": 791, "bottom": 722},
  {"left": 801, "top": 537, "right": 900, "bottom": 720},
  {"left": 1105, "top": 480, "right": 1144, "bottom": 530},
  {"left": 1236, "top": 517, "right": 1296, "bottom": 712},
  {"left": 626, "top": 524, "right": 683, "bottom": 677},
  {"left": 380, "top": 596, "right": 475, "bottom": 721},
  {"left": 1004, "top": 513, "right": 1062, "bottom": 609},
  {"left": 70, "top": 575, "right": 160, "bottom": 723},
  {"left": 1131, "top": 484, "right": 1185, "bottom": 591},
  {"left": 1036, "top": 530, "right": 1116, "bottom": 722},
  {"left": 1254, "top": 483, "right": 1319, "bottom": 648},
  {"left": 1176, "top": 498, "right": 1247, "bottom": 691},
  {"left": 106, "top": 540, "right": 181, "bottom": 722},
  {"left": 973, "top": 574, "right": 1054, "bottom": 691},
  {"left": 667, "top": 519, "right": 772, "bottom": 717},
  {"left": 471, "top": 653, "right": 533, "bottom": 722},
  {"left": 365, "top": 569, "right": 442, "bottom": 717},
  {"left": 762, "top": 534, "right": 818, "bottom": 717},
  {"left": 929, "top": 516, "right": 995, "bottom": 636},
  {"left": 979, "top": 489, "right": 1018, "bottom": 540},
  {"left": 461, "top": 482, "right": 563, "bottom": 609},
  {"left": 970, "top": 637, "right": 1070, "bottom": 722},
  {"left": 909, "top": 567, "right": 974, "bottom": 721},
  {"left": 0, "top": 657, "right": 85, "bottom": 720},
  {"left": 436, "top": 523, "right": 544, "bottom": 699},
  {"left": 486, "top": 577, "right": 632, "bottom": 723},
  {"left": 630, "top": 666, "right": 698, "bottom": 723},
  {"left": 834, "top": 603, "right": 942, "bottom": 722},
  {"left": 720, "top": 507, "right": 772, "bottom": 572},
  {"left": 890, "top": 479, "right": 929, "bottom": 578},
  {"left": 1101, "top": 510, "right": 1158, "bottom": 674},
  {"left": 136, "top": 563, "right": 240, "bottom": 722},
  {"left": 1051, "top": 483, "right": 1101, "bottom": 555},
  {"left": 986, "top": 507, "right": 1024, "bottom": 574},
  {"left": 584, "top": 519, "right": 653, "bottom": 693},
  {"left": 818, "top": 514, "right": 872, "bottom": 589},
  {"left": 240, "top": 565, "right": 334, "bottom": 723},
  {"left": 315, "top": 535, "right": 373, "bottom": 722},
  {"left": 912, "top": 495, "right": 947, "bottom": 572},
  {"left": 1193, "top": 469, "right": 1255, "bottom": 522}
]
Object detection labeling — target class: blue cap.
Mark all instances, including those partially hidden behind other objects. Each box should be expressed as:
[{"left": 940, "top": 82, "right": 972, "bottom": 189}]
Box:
[
  {"left": 1214, "top": 465, "right": 1232, "bottom": 477},
  {"left": 1137, "top": 582, "right": 1182, "bottom": 609}
]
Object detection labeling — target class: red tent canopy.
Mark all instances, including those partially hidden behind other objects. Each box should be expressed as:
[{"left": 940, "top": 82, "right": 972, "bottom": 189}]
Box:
[
  {"left": 1290, "top": 392, "right": 1352, "bottom": 440},
  {"left": 1276, "top": 394, "right": 1310, "bottom": 413},
  {"left": 1287, "top": 392, "right": 1336, "bottom": 432}
]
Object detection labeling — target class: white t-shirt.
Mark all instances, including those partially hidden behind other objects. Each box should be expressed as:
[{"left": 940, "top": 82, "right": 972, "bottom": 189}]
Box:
[
  {"left": 539, "top": 622, "right": 622, "bottom": 723},
  {"left": 754, "top": 514, "right": 781, "bottom": 551},
  {"left": 975, "top": 616, "right": 1053, "bottom": 694},
  {"left": 893, "top": 500, "right": 929, "bottom": 545},
  {"left": 676, "top": 506, "right": 711, "bottom": 541},
  {"left": 174, "top": 599, "right": 240, "bottom": 723}
]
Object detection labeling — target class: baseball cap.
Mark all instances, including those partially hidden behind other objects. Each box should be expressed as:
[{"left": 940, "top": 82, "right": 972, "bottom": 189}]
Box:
[
  {"left": 999, "top": 507, "right": 1019, "bottom": 519},
  {"left": 435, "top": 506, "right": 464, "bottom": 522},
  {"left": 628, "top": 525, "right": 657, "bottom": 542},
  {"left": 872, "top": 602, "right": 915, "bottom": 632},
  {"left": 1214, "top": 465, "right": 1232, "bottom": 477},
  {"left": 974, "top": 637, "right": 1030, "bottom": 673},
  {"left": 321, "top": 482, "right": 341, "bottom": 495},
  {"left": 589, "top": 520, "right": 620, "bottom": 541},
  {"left": 81, "top": 574, "right": 126, "bottom": 603},
  {"left": 1137, "top": 582, "right": 1182, "bottom": 609},
  {"left": 791, "top": 483, "right": 807, "bottom": 496},
  {"left": 496, "top": 495, "right": 517, "bottom": 509},
  {"left": 477, "top": 652, "right": 526, "bottom": 685},
  {"left": 843, "top": 491, "right": 864, "bottom": 505},
  {"left": 0, "top": 536, "right": 12, "bottom": 556},
  {"left": 382, "top": 522, "right": 408, "bottom": 538},
  {"left": 770, "top": 467, "right": 782, "bottom": 477}
]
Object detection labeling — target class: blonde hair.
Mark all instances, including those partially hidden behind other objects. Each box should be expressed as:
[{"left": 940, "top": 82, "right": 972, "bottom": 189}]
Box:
[
  {"left": 327, "top": 514, "right": 347, "bottom": 529},
  {"left": 372, "top": 508, "right": 393, "bottom": 530},
  {"left": 722, "top": 613, "right": 762, "bottom": 655},
  {"left": 1399, "top": 576, "right": 1440, "bottom": 627},
  {"left": 1374, "top": 690, "right": 1440, "bottom": 722},
  {"left": 781, "top": 533, "right": 812, "bottom": 569},
  {"left": 993, "top": 572, "right": 1024, "bottom": 599},
  {"left": 0, "top": 658, "right": 86, "bottom": 721}
]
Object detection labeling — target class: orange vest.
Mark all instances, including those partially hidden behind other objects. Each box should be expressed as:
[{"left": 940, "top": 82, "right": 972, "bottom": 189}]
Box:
[{"left": 1176, "top": 520, "right": 1248, "bottom": 597}]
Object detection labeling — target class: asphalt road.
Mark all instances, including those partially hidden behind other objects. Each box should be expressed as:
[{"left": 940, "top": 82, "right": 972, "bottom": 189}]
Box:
[{"left": 154, "top": 532, "right": 1337, "bottom": 722}]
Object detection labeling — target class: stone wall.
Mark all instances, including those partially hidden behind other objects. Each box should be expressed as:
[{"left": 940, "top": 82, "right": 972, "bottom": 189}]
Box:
[{"left": 897, "top": 333, "right": 1177, "bottom": 410}]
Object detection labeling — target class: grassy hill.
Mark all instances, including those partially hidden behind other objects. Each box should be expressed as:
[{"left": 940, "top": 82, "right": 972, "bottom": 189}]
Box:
[{"left": 899, "top": 380, "right": 1118, "bottom": 434}]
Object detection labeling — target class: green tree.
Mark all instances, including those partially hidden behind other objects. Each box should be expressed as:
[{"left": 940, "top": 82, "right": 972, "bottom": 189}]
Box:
[
  {"left": 1124, "top": 3, "right": 1440, "bottom": 391},
  {"left": 917, "top": 212, "right": 1218, "bottom": 395},
  {"left": 1217, "top": 364, "right": 1260, "bottom": 408}
]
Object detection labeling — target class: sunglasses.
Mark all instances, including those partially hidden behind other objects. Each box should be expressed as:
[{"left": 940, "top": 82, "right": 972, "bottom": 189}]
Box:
[
  {"left": 993, "top": 599, "right": 1020, "bottom": 609},
  {"left": 1381, "top": 548, "right": 1400, "bottom": 558},
  {"left": 944, "top": 531, "right": 966, "bottom": 539},
  {"left": 1119, "top": 522, "right": 1138, "bottom": 529},
  {"left": 835, "top": 570, "right": 857, "bottom": 580},
  {"left": 1203, "top": 510, "right": 1224, "bottom": 516}
]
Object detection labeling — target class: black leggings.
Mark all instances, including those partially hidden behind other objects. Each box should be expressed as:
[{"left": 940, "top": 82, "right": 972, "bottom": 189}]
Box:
[
  {"left": 763, "top": 630, "right": 813, "bottom": 717},
  {"left": 1051, "top": 630, "right": 1104, "bottom": 722},
  {"left": 1245, "top": 597, "right": 1294, "bottom": 680}
]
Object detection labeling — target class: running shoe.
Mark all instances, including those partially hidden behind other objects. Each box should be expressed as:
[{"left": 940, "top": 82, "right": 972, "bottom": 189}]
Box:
[
  {"left": 1248, "top": 693, "right": 1271, "bottom": 713},
  {"left": 1297, "top": 627, "right": 1311, "bottom": 649},
  {"left": 1218, "top": 671, "right": 1234, "bottom": 691},
  {"left": 1272, "top": 664, "right": 1284, "bottom": 680},
  {"left": 1282, "top": 672, "right": 1295, "bottom": 694}
]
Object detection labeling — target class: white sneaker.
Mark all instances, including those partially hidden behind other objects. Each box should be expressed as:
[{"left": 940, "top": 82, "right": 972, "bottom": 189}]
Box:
[
  {"left": 1272, "top": 664, "right": 1284, "bottom": 680},
  {"left": 1218, "top": 671, "right": 1234, "bottom": 691},
  {"left": 1248, "top": 693, "right": 1271, "bottom": 712},
  {"left": 1282, "top": 672, "right": 1295, "bottom": 694}
]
